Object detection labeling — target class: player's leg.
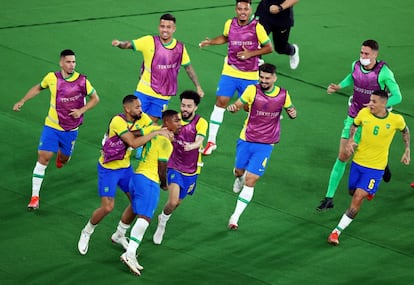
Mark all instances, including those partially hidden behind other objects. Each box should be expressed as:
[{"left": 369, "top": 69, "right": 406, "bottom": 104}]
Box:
[
  {"left": 202, "top": 75, "right": 236, "bottom": 155},
  {"left": 55, "top": 128, "right": 77, "bottom": 168}
]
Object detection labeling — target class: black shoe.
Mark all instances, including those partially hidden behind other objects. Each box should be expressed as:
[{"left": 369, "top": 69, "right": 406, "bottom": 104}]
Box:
[
  {"left": 316, "top": 197, "right": 334, "bottom": 211},
  {"left": 383, "top": 165, "right": 391, "bottom": 183}
]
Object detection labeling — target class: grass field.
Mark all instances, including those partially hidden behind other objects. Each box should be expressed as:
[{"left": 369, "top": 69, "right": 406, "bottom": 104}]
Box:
[{"left": 1, "top": 1, "right": 414, "bottom": 284}]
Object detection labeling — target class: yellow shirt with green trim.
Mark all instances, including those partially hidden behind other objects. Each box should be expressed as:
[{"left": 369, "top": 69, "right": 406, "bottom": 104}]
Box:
[
  {"left": 99, "top": 113, "right": 155, "bottom": 170},
  {"left": 40, "top": 72, "right": 94, "bottom": 131},
  {"left": 353, "top": 107, "right": 406, "bottom": 169},
  {"left": 221, "top": 19, "right": 270, "bottom": 80},
  {"left": 132, "top": 35, "right": 190, "bottom": 99},
  {"left": 135, "top": 135, "right": 173, "bottom": 183},
  {"left": 238, "top": 85, "right": 292, "bottom": 140}
]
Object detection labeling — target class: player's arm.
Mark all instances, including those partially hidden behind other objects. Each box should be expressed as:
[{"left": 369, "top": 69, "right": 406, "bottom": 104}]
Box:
[
  {"left": 69, "top": 91, "right": 100, "bottom": 119},
  {"left": 380, "top": 66, "right": 402, "bottom": 107},
  {"left": 158, "top": 160, "right": 168, "bottom": 190},
  {"left": 284, "top": 93, "right": 296, "bottom": 119},
  {"left": 199, "top": 34, "right": 228, "bottom": 48},
  {"left": 13, "top": 84, "right": 44, "bottom": 111},
  {"left": 400, "top": 126, "right": 410, "bottom": 165},
  {"left": 183, "top": 64, "right": 204, "bottom": 98},
  {"left": 120, "top": 128, "right": 171, "bottom": 149},
  {"left": 111, "top": 39, "right": 133, "bottom": 49},
  {"left": 270, "top": 0, "right": 299, "bottom": 14}
]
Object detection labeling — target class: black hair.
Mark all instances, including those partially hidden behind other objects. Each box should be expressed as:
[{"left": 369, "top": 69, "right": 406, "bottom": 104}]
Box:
[
  {"left": 160, "top": 13, "right": 176, "bottom": 23},
  {"left": 259, "top": 63, "right": 276, "bottom": 74},
  {"left": 179, "top": 90, "right": 201, "bottom": 106},
  {"left": 236, "top": 0, "right": 252, "bottom": 4},
  {"left": 362, "top": 39, "right": 379, "bottom": 51},
  {"left": 162, "top": 109, "right": 179, "bottom": 120},
  {"left": 122, "top": 94, "right": 138, "bottom": 105},
  {"left": 372, "top": 89, "right": 388, "bottom": 99},
  {"left": 60, "top": 49, "right": 75, "bottom": 58}
]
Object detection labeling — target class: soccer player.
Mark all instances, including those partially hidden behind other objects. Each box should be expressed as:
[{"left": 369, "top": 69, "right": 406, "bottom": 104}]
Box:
[
  {"left": 226, "top": 63, "right": 296, "bottom": 230},
  {"left": 317, "top": 39, "right": 403, "bottom": 211},
  {"left": 255, "top": 0, "right": 300, "bottom": 69},
  {"left": 152, "top": 90, "right": 208, "bottom": 245},
  {"left": 119, "top": 110, "right": 181, "bottom": 276},
  {"left": 77, "top": 95, "right": 171, "bottom": 255},
  {"left": 199, "top": 0, "right": 273, "bottom": 155},
  {"left": 112, "top": 13, "right": 204, "bottom": 123},
  {"left": 327, "top": 90, "right": 410, "bottom": 246},
  {"left": 12, "top": 49, "right": 99, "bottom": 210}
]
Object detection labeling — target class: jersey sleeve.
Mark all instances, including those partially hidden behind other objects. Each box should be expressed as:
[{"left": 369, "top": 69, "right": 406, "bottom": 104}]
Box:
[
  {"left": 40, "top": 72, "right": 55, "bottom": 89},
  {"left": 283, "top": 92, "right": 293, "bottom": 108},
  {"left": 181, "top": 45, "right": 191, "bottom": 66},
  {"left": 131, "top": 35, "right": 152, "bottom": 52},
  {"left": 223, "top": 19, "right": 232, "bottom": 37},
  {"left": 110, "top": 116, "right": 129, "bottom": 137},
  {"left": 157, "top": 137, "right": 173, "bottom": 161},
  {"left": 379, "top": 65, "right": 402, "bottom": 107},
  {"left": 256, "top": 23, "right": 271, "bottom": 45},
  {"left": 85, "top": 79, "right": 95, "bottom": 96},
  {"left": 196, "top": 117, "right": 208, "bottom": 138},
  {"left": 240, "top": 85, "right": 256, "bottom": 105}
]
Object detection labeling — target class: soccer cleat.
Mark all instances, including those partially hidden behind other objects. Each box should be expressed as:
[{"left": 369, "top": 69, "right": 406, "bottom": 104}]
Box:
[
  {"left": 153, "top": 215, "right": 166, "bottom": 245},
  {"left": 27, "top": 196, "right": 39, "bottom": 210},
  {"left": 111, "top": 232, "right": 129, "bottom": 250},
  {"left": 56, "top": 151, "right": 63, "bottom": 168},
  {"left": 383, "top": 165, "right": 391, "bottom": 183},
  {"left": 201, "top": 141, "right": 217, "bottom": 156},
  {"left": 327, "top": 232, "right": 339, "bottom": 246},
  {"left": 120, "top": 252, "right": 143, "bottom": 276},
  {"left": 78, "top": 229, "right": 91, "bottom": 255},
  {"left": 411, "top": 182, "right": 414, "bottom": 188},
  {"left": 366, "top": 194, "right": 375, "bottom": 201},
  {"left": 228, "top": 215, "right": 239, "bottom": 230},
  {"left": 316, "top": 197, "right": 334, "bottom": 211},
  {"left": 232, "top": 175, "right": 245, "bottom": 194},
  {"left": 289, "top": 44, "right": 300, "bottom": 70}
]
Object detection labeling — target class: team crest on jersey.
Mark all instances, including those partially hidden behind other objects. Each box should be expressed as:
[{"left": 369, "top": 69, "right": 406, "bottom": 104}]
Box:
[{"left": 386, "top": 123, "right": 391, "bottom": 129}]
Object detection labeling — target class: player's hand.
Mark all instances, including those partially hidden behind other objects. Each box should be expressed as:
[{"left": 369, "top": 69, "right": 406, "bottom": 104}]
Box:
[
  {"left": 346, "top": 140, "right": 358, "bottom": 155},
  {"left": 13, "top": 101, "right": 24, "bottom": 111},
  {"left": 227, "top": 104, "right": 239, "bottom": 113},
  {"left": 401, "top": 149, "right": 410, "bottom": 165},
  {"left": 157, "top": 128, "right": 174, "bottom": 141},
  {"left": 199, "top": 37, "right": 210, "bottom": 48},
  {"left": 197, "top": 86, "right": 205, "bottom": 98},
  {"left": 286, "top": 107, "right": 297, "bottom": 119},
  {"left": 327, "top": 84, "right": 340, "bottom": 94},
  {"left": 69, "top": 109, "right": 83, "bottom": 119},
  {"left": 111, "top": 39, "right": 120, "bottom": 47}
]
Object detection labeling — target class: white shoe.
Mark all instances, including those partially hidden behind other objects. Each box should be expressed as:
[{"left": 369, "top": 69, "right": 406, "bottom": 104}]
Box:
[
  {"left": 289, "top": 44, "right": 300, "bottom": 70},
  {"left": 120, "top": 252, "right": 143, "bottom": 275},
  {"left": 78, "top": 229, "right": 91, "bottom": 255},
  {"left": 228, "top": 215, "right": 239, "bottom": 230},
  {"left": 111, "top": 232, "right": 129, "bottom": 250},
  {"left": 153, "top": 215, "right": 166, "bottom": 245},
  {"left": 232, "top": 174, "right": 245, "bottom": 193}
]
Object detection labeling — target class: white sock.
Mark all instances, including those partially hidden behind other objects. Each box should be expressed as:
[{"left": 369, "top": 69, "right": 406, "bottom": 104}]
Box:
[
  {"left": 233, "top": 185, "right": 254, "bottom": 220},
  {"left": 208, "top": 105, "right": 226, "bottom": 143},
  {"left": 32, "top": 162, "right": 47, "bottom": 197},
  {"left": 84, "top": 220, "right": 97, "bottom": 234},
  {"left": 158, "top": 211, "right": 171, "bottom": 226},
  {"left": 116, "top": 221, "right": 130, "bottom": 236},
  {"left": 334, "top": 213, "right": 353, "bottom": 235},
  {"left": 127, "top": 218, "right": 149, "bottom": 256}
]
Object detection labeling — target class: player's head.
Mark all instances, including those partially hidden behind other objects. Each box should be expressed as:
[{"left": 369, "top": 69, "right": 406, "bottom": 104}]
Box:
[
  {"left": 360, "top": 39, "right": 379, "bottom": 67},
  {"left": 59, "top": 49, "right": 76, "bottom": 75},
  {"left": 235, "top": 0, "right": 252, "bottom": 24},
  {"left": 259, "top": 63, "right": 277, "bottom": 92},
  {"left": 179, "top": 90, "right": 200, "bottom": 120},
  {"left": 368, "top": 89, "right": 388, "bottom": 115},
  {"left": 123, "top": 95, "right": 142, "bottom": 120},
  {"left": 162, "top": 109, "right": 181, "bottom": 134},
  {"left": 159, "top": 13, "right": 176, "bottom": 42}
]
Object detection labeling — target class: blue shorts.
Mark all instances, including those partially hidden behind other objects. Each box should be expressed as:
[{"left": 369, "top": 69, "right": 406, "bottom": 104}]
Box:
[
  {"left": 134, "top": 91, "right": 169, "bottom": 119},
  {"left": 341, "top": 116, "right": 361, "bottom": 143},
  {"left": 167, "top": 168, "right": 198, "bottom": 200},
  {"left": 38, "top": 125, "right": 78, "bottom": 156},
  {"left": 216, "top": 75, "right": 257, "bottom": 98},
  {"left": 129, "top": 173, "right": 160, "bottom": 219},
  {"left": 348, "top": 161, "right": 384, "bottom": 195},
  {"left": 97, "top": 163, "right": 133, "bottom": 197},
  {"left": 234, "top": 139, "right": 274, "bottom": 176}
]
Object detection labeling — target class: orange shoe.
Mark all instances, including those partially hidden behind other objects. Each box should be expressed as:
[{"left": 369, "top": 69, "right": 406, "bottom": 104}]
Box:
[
  {"left": 410, "top": 182, "right": 414, "bottom": 188},
  {"left": 27, "top": 196, "right": 39, "bottom": 210},
  {"left": 327, "top": 231, "right": 339, "bottom": 246},
  {"left": 56, "top": 152, "right": 63, "bottom": 168},
  {"left": 201, "top": 141, "right": 217, "bottom": 156},
  {"left": 367, "top": 194, "right": 375, "bottom": 201}
]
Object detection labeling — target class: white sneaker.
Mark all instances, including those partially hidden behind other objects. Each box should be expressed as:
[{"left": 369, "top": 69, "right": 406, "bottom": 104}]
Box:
[
  {"left": 120, "top": 252, "right": 143, "bottom": 275},
  {"left": 228, "top": 215, "right": 239, "bottom": 230},
  {"left": 78, "top": 230, "right": 91, "bottom": 255},
  {"left": 289, "top": 44, "right": 300, "bottom": 70},
  {"left": 153, "top": 215, "right": 166, "bottom": 245},
  {"left": 111, "top": 232, "right": 129, "bottom": 250},
  {"left": 233, "top": 174, "right": 245, "bottom": 193}
]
